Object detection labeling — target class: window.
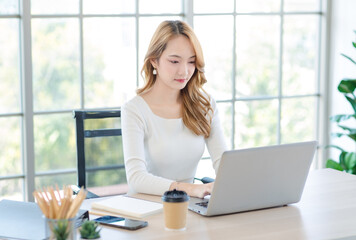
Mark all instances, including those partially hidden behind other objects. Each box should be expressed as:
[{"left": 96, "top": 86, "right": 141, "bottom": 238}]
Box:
[
  {"left": 0, "top": 0, "right": 325, "bottom": 201},
  {"left": 0, "top": 0, "right": 23, "bottom": 201},
  {"left": 193, "top": 0, "right": 324, "bottom": 178}
]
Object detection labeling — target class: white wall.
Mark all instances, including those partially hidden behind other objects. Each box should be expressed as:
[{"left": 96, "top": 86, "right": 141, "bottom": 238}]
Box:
[{"left": 329, "top": 0, "right": 356, "bottom": 160}]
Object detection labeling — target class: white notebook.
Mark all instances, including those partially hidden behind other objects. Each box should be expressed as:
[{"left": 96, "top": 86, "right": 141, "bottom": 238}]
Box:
[{"left": 91, "top": 195, "right": 163, "bottom": 219}]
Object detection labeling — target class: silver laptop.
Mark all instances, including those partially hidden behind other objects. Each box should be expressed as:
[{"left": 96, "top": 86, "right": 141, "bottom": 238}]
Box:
[
  {"left": 189, "top": 141, "right": 317, "bottom": 216},
  {"left": 0, "top": 200, "right": 88, "bottom": 240}
]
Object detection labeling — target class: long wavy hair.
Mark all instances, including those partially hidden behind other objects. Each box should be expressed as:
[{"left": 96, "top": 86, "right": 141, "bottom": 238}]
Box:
[{"left": 137, "top": 20, "right": 213, "bottom": 138}]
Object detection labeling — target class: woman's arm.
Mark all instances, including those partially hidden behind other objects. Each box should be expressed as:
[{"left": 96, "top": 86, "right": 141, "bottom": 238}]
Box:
[
  {"left": 168, "top": 98, "right": 227, "bottom": 199},
  {"left": 122, "top": 102, "right": 174, "bottom": 195},
  {"left": 205, "top": 98, "right": 228, "bottom": 173}
]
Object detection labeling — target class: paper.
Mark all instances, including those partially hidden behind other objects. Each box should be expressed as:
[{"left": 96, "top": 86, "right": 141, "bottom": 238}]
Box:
[{"left": 91, "top": 195, "right": 162, "bottom": 219}]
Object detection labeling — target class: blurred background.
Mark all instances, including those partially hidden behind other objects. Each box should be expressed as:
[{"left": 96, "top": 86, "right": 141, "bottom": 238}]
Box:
[{"left": 0, "top": 0, "right": 355, "bottom": 201}]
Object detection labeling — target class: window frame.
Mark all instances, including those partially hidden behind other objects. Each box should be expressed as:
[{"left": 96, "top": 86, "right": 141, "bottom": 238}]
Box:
[{"left": 0, "top": 0, "right": 329, "bottom": 201}]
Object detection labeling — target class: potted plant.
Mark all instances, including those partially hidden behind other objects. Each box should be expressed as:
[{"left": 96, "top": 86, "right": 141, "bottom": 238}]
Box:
[
  {"left": 326, "top": 31, "right": 356, "bottom": 174},
  {"left": 79, "top": 220, "right": 101, "bottom": 240},
  {"left": 52, "top": 219, "right": 71, "bottom": 240}
]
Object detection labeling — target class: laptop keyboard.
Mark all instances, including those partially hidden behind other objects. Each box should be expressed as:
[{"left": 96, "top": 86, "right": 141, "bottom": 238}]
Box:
[{"left": 196, "top": 201, "right": 209, "bottom": 208}]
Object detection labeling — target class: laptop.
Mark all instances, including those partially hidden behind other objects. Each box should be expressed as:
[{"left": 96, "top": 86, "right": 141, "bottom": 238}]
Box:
[
  {"left": 189, "top": 141, "right": 317, "bottom": 216},
  {"left": 0, "top": 199, "right": 89, "bottom": 240}
]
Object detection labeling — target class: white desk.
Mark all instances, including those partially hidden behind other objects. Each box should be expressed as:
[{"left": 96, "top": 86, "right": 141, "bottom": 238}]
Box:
[{"left": 82, "top": 169, "right": 356, "bottom": 240}]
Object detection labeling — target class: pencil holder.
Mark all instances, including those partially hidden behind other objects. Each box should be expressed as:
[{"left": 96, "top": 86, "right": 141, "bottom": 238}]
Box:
[{"left": 45, "top": 217, "right": 76, "bottom": 240}]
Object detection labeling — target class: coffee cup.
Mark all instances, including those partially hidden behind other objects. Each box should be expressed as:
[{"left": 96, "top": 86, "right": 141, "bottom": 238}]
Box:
[{"left": 162, "top": 189, "right": 190, "bottom": 231}]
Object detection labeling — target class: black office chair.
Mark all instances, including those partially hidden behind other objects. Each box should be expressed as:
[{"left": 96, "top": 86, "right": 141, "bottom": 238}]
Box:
[{"left": 73, "top": 110, "right": 127, "bottom": 198}]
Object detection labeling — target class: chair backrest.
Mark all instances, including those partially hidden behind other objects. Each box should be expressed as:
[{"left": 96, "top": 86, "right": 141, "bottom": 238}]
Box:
[{"left": 73, "top": 110, "right": 127, "bottom": 196}]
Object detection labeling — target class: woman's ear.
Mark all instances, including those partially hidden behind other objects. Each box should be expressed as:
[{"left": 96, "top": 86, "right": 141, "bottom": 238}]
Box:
[{"left": 150, "top": 58, "right": 157, "bottom": 69}]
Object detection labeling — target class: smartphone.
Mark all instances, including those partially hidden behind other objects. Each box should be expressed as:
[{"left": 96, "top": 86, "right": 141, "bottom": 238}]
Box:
[{"left": 93, "top": 216, "right": 148, "bottom": 230}]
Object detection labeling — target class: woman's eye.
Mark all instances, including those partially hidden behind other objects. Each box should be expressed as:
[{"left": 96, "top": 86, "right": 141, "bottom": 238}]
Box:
[
  {"left": 189, "top": 61, "right": 196, "bottom": 64},
  {"left": 170, "top": 60, "right": 179, "bottom": 64}
]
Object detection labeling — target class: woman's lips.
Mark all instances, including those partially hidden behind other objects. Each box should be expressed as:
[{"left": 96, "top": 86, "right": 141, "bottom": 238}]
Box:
[{"left": 175, "top": 79, "right": 185, "bottom": 83}]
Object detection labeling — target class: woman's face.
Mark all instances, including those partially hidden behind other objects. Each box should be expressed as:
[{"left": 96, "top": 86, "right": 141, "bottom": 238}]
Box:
[{"left": 152, "top": 35, "right": 196, "bottom": 91}]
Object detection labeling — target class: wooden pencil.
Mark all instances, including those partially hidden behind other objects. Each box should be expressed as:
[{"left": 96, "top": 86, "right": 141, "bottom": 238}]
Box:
[{"left": 33, "top": 185, "right": 87, "bottom": 220}]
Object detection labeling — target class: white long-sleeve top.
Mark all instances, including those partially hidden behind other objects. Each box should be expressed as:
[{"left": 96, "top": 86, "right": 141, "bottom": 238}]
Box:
[{"left": 121, "top": 95, "right": 227, "bottom": 196}]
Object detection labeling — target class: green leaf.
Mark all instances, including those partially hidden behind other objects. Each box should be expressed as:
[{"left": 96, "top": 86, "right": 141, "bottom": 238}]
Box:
[
  {"left": 332, "top": 132, "right": 356, "bottom": 141},
  {"left": 325, "top": 144, "right": 345, "bottom": 152},
  {"left": 336, "top": 125, "right": 356, "bottom": 141},
  {"left": 345, "top": 95, "right": 356, "bottom": 113},
  {"left": 330, "top": 114, "right": 356, "bottom": 122},
  {"left": 337, "top": 124, "right": 356, "bottom": 133},
  {"left": 341, "top": 54, "right": 356, "bottom": 65},
  {"left": 345, "top": 133, "right": 356, "bottom": 141},
  {"left": 331, "top": 132, "right": 345, "bottom": 138},
  {"left": 80, "top": 220, "right": 101, "bottom": 239},
  {"left": 338, "top": 79, "right": 356, "bottom": 94},
  {"left": 349, "top": 134, "right": 356, "bottom": 141},
  {"left": 353, "top": 42, "right": 356, "bottom": 48},
  {"left": 344, "top": 152, "right": 356, "bottom": 170},
  {"left": 340, "top": 151, "right": 347, "bottom": 169},
  {"left": 53, "top": 220, "right": 70, "bottom": 240},
  {"left": 326, "top": 159, "right": 344, "bottom": 171}
]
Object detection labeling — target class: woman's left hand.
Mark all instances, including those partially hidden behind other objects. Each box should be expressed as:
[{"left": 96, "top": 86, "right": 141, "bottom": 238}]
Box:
[{"left": 169, "top": 182, "right": 214, "bottom": 198}]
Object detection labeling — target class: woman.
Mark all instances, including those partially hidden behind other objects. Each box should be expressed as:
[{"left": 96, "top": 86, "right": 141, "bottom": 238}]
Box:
[{"left": 122, "top": 20, "right": 227, "bottom": 198}]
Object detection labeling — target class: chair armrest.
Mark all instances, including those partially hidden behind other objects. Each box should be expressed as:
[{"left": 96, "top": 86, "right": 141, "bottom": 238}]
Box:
[
  {"left": 71, "top": 185, "right": 100, "bottom": 199},
  {"left": 194, "top": 177, "right": 215, "bottom": 184}
]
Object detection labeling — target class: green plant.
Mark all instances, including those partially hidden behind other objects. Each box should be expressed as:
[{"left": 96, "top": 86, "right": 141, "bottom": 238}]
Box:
[
  {"left": 79, "top": 220, "right": 101, "bottom": 239},
  {"left": 52, "top": 219, "right": 70, "bottom": 240},
  {"left": 326, "top": 31, "right": 356, "bottom": 174}
]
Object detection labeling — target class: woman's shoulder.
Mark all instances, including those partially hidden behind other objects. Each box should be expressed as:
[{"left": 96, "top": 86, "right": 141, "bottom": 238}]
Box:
[
  {"left": 122, "top": 95, "right": 153, "bottom": 121},
  {"left": 121, "top": 96, "right": 143, "bottom": 117},
  {"left": 122, "top": 95, "right": 144, "bottom": 110}
]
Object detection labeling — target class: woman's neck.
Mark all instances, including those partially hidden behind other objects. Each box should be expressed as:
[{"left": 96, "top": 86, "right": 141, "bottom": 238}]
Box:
[
  {"left": 146, "top": 81, "right": 182, "bottom": 105},
  {"left": 140, "top": 81, "right": 183, "bottom": 119}
]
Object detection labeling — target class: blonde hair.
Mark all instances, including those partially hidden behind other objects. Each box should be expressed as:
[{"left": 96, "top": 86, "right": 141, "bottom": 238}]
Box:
[{"left": 138, "top": 20, "right": 213, "bottom": 138}]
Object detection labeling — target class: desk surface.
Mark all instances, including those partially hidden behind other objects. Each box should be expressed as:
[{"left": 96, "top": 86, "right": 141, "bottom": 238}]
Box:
[{"left": 82, "top": 169, "right": 356, "bottom": 240}]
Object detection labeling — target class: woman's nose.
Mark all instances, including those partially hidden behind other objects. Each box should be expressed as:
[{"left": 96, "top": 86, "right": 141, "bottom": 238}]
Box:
[{"left": 178, "top": 63, "right": 188, "bottom": 76}]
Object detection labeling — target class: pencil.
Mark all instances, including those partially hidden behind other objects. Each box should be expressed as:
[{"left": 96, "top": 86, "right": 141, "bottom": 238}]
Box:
[{"left": 33, "top": 185, "right": 87, "bottom": 220}]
